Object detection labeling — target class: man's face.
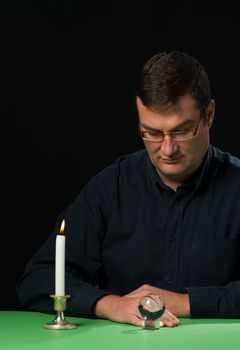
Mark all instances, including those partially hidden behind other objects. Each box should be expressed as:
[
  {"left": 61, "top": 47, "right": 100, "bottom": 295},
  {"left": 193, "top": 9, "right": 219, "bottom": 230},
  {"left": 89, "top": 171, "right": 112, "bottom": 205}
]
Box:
[{"left": 137, "top": 95, "right": 215, "bottom": 189}]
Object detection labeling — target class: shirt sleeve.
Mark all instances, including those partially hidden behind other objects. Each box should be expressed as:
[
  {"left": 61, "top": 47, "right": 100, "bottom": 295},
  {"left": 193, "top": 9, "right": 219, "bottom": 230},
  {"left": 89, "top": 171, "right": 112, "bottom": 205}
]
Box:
[
  {"left": 187, "top": 280, "right": 240, "bottom": 318},
  {"left": 16, "top": 174, "right": 113, "bottom": 318}
]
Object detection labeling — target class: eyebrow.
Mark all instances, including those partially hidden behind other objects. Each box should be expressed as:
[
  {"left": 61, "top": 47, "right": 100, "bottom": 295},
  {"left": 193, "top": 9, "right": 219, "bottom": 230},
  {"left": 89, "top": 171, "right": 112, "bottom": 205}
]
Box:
[{"left": 140, "top": 119, "right": 195, "bottom": 132}]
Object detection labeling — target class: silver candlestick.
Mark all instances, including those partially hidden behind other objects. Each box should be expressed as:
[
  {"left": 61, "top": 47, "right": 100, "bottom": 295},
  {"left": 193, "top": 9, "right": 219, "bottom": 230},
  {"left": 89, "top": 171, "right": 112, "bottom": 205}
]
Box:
[{"left": 44, "top": 294, "right": 77, "bottom": 330}]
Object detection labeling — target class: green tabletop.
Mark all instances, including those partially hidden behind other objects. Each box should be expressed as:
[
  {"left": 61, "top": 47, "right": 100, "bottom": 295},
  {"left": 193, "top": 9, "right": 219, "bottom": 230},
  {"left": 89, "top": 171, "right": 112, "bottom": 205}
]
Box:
[{"left": 0, "top": 311, "right": 239, "bottom": 350}]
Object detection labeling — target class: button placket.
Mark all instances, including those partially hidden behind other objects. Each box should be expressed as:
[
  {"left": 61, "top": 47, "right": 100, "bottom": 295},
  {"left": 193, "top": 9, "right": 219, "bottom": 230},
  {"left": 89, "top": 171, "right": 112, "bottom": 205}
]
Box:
[{"left": 163, "top": 195, "right": 184, "bottom": 288}]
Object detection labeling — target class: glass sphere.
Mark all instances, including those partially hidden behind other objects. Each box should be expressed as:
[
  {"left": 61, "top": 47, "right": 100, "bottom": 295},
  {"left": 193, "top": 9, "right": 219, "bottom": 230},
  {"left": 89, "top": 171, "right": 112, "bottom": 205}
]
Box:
[{"left": 138, "top": 293, "right": 165, "bottom": 321}]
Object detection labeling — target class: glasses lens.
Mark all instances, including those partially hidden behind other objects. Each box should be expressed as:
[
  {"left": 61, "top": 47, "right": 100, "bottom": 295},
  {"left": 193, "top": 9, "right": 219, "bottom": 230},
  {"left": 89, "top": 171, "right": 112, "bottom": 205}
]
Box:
[{"left": 172, "top": 131, "right": 194, "bottom": 141}]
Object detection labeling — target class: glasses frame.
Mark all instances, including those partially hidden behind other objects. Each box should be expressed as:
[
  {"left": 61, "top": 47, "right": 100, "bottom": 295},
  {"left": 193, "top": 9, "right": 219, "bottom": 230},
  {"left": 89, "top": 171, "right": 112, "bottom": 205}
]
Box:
[{"left": 139, "top": 114, "right": 203, "bottom": 143}]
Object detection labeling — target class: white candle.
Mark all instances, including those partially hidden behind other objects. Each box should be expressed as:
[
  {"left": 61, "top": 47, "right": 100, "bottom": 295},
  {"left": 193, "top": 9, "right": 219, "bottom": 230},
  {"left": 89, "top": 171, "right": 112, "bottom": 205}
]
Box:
[{"left": 55, "top": 220, "right": 65, "bottom": 296}]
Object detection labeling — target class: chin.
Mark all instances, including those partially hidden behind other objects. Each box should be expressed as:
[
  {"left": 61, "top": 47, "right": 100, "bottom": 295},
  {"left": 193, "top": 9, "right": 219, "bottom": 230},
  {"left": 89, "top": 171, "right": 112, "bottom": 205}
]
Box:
[
  {"left": 158, "top": 164, "right": 189, "bottom": 180},
  {"left": 159, "top": 163, "right": 185, "bottom": 173}
]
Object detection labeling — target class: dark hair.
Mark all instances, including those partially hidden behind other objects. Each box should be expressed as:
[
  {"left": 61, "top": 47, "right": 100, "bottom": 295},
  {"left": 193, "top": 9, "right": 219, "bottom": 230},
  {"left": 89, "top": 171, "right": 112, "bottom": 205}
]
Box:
[{"left": 136, "top": 51, "right": 211, "bottom": 113}]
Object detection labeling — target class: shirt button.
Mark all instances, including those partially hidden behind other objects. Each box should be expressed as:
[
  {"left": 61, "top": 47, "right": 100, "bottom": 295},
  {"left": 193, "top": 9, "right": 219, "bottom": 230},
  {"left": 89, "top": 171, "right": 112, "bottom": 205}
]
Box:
[
  {"left": 169, "top": 237, "right": 176, "bottom": 245},
  {"left": 165, "top": 278, "right": 173, "bottom": 285}
]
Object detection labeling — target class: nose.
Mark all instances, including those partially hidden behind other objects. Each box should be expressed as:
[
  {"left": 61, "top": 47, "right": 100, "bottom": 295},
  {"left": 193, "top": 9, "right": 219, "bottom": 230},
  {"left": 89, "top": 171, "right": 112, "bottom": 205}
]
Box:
[{"left": 160, "top": 135, "right": 178, "bottom": 157}]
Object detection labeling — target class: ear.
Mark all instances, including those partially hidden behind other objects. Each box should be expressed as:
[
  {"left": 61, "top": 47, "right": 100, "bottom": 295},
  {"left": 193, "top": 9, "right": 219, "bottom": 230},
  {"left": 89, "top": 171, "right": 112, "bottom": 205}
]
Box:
[{"left": 205, "top": 99, "right": 215, "bottom": 129}]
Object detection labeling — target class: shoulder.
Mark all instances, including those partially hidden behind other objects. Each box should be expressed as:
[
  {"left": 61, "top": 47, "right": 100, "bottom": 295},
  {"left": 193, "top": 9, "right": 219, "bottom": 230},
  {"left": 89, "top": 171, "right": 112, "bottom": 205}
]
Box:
[
  {"left": 93, "top": 149, "right": 148, "bottom": 183},
  {"left": 75, "top": 149, "right": 148, "bottom": 214},
  {"left": 211, "top": 146, "right": 240, "bottom": 170},
  {"left": 210, "top": 146, "right": 240, "bottom": 191},
  {"left": 78, "top": 149, "right": 148, "bottom": 198}
]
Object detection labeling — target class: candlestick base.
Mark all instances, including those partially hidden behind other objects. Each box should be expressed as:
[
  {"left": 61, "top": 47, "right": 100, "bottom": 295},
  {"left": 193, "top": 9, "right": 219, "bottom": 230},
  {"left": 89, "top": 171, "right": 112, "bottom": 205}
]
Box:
[{"left": 44, "top": 295, "right": 77, "bottom": 330}]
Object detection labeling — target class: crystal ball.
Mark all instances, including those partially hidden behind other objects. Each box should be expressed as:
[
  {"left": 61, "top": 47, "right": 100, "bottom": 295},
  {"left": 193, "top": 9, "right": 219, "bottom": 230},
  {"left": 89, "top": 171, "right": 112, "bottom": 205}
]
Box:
[{"left": 138, "top": 293, "right": 165, "bottom": 321}]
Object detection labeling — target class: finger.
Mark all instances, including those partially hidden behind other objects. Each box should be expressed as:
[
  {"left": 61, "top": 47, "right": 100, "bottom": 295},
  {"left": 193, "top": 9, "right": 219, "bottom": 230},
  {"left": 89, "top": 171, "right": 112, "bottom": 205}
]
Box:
[
  {"left": 124, "top": 284, "right": 153, "bottom": 297},
  {"left": 124, "top": 290, "right": 148, "bottom": 298},
  {"left": 128, "top": 315, "right": 144, "bottom": 327},
  {"left": 160, "top": 310, "right": 180, "bottom": 327},
  {"left": 160, "top": 320, "right": 165, "bottom": 327},
  {"left": 162, "top": 318, "right": 180, "bottom": 327},
  {"left": 124, "top": 291, "right": 145, "bottom": 298}
]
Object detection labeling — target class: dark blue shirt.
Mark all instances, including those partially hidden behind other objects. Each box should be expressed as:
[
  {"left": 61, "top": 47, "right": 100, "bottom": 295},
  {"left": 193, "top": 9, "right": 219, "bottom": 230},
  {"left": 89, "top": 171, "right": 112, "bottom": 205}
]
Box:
[{"left": 16, "top": 145, "right": 240, "bottom": 318}]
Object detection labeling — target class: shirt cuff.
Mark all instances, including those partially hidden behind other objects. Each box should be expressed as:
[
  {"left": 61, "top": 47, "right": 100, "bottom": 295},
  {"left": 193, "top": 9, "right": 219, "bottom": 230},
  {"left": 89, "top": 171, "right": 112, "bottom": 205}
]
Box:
[
  {"left": 187, "top": 286, "right": 217, "bottom": 318},
  {"left": 67, "top": 285, "right": 110, "bottom": 318}
]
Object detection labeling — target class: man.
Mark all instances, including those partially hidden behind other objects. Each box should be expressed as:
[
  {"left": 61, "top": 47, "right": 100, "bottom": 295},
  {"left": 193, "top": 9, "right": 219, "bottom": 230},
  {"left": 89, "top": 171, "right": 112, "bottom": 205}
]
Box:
[{"left": 16, "top": 51, "right": 240, "bottom": 327}]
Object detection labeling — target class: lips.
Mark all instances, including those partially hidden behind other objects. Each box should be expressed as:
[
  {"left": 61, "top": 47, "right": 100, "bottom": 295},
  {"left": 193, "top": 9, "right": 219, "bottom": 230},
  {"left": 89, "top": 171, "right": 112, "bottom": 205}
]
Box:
[{"left": 161, "top": 157, "right": 182, "bottom": 163}]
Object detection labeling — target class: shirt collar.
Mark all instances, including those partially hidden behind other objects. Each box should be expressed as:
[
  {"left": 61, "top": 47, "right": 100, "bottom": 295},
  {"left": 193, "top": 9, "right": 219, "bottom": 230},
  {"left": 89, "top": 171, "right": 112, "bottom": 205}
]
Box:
[{"left": 146, "top": 145, "right": 213, "bottom": 194}]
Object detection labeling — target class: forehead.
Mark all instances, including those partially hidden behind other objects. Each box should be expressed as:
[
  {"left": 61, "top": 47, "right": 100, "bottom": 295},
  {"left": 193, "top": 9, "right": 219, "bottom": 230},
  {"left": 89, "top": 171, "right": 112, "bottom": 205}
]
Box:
[{"left": 136, "top": 95, "right": 199, "bottom": 126}]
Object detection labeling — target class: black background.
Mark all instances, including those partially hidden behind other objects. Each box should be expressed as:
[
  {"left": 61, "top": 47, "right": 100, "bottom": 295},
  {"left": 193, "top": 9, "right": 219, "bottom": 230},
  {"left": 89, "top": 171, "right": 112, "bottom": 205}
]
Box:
[{"left": 3, "top": 1, "right": 240, "bottom": 310}]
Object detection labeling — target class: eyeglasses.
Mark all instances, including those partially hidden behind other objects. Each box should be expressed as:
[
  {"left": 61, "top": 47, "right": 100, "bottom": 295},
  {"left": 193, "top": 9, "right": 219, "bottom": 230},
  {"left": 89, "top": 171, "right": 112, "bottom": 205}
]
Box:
[{"left": 139, "top": 116, "right": 202, "bottom": 142}]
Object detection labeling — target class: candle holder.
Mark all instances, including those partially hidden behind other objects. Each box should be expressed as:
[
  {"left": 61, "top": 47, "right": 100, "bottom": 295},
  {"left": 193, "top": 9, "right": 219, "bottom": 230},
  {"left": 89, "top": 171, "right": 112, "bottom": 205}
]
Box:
[{"left": 44, "top": 295, "right": 77, "bottom": 330}]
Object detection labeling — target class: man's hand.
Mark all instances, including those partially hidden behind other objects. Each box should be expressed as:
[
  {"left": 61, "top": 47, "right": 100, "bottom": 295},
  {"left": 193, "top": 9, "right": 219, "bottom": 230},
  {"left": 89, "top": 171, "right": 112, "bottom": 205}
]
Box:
[
  {"left": 93, "top": 294, "right": 180, "bottom": 327},
  {"left": 124, "top": 284, "right": 190, "bottom": 317}
]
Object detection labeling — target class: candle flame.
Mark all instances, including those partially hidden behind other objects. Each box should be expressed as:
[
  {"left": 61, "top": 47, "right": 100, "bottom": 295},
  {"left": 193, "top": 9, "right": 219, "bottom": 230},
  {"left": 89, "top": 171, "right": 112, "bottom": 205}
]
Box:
[{"left": 59, "top": 220, "right": 65, "bottom": 234}]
